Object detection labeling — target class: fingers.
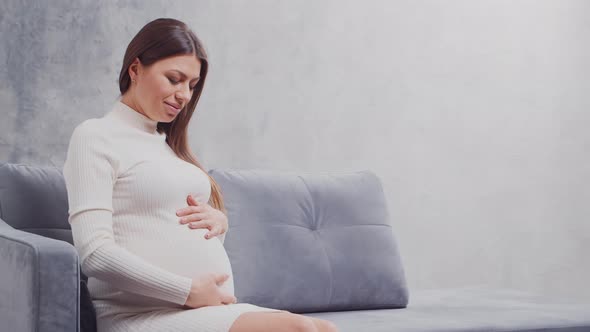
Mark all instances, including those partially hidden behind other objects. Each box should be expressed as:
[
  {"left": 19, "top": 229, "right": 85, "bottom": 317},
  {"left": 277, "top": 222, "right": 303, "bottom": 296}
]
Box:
[
  {"left": 188, "top": 221, "right": 213, "bottom": 231},
  {"left": 221, "top": 294, "right": 238, "bottom": 305},
  {"left": 187, "top": 194, "right": 200, "bottom": 206},
  {"left": 206, "top": 225, "right": 227, "bottom": 239},
  {"left": 179, "top": 212, "right": 208, "bottom": 224},
  {"left": 177, "top": 205, "right": 204, "bottom": 217},
  {"left": 209, "top": 274, "right": 236, "bottom": 306},
  {"left": 203, "top": 225, "right": 224, "bottom": 239},
  {"left": 215, "top": 273, "right": 230, "bottom": 286}
]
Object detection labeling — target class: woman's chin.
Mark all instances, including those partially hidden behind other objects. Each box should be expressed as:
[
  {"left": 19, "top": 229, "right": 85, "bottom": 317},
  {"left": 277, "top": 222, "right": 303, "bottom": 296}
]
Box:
[{"left": 159, "top": 114, "right": 177, "bottom": 123}]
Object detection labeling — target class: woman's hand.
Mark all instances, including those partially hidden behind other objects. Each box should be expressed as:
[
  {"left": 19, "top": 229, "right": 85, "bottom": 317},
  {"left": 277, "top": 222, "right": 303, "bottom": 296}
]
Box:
[
  {"left": 183, "top": 273, "right": 237, "bottom": 309},
  {"left": 176, "top": 194, "right": 228, "bottom": 240}
]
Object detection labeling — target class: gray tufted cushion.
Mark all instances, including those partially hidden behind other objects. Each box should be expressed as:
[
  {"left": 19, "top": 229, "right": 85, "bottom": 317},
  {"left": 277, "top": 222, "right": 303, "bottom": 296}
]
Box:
[{"left": 208, "top": 169, "right": 409, "bottom": 313}]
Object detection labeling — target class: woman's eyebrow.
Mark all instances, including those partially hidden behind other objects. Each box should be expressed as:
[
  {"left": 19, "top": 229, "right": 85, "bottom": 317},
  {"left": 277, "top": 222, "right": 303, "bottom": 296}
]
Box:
[{"left": 169, "top": 69, "right": 200, "bottom": 82}]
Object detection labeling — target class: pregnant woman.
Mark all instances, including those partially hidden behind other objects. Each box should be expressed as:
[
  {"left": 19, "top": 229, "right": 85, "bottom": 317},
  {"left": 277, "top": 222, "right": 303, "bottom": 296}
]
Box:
[{"left": 62, "top": 17, "right": 337, "bottom": 332}]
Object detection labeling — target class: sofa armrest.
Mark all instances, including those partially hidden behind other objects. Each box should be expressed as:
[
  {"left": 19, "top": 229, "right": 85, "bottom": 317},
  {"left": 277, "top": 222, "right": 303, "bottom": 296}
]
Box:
[{"left": 0, "top": 218, "right": 80, "bottom": 332}]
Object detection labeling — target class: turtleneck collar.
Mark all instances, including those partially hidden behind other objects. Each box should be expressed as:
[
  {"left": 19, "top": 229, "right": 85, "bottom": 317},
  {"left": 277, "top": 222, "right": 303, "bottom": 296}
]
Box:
[{"left": 108, "top": 99, "right": 164, "bottom": 137}]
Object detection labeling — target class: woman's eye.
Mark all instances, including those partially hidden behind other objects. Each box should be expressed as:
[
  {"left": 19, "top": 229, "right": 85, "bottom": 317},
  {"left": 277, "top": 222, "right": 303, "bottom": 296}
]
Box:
[{"left": 169, "top": 77, "right": 196, "bottom": 91}]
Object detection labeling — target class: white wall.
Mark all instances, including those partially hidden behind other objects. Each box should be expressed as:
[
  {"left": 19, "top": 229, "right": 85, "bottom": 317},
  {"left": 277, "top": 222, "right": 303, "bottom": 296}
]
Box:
[{"left": 1, "top": 0, "right": 589, "bottom": 301}]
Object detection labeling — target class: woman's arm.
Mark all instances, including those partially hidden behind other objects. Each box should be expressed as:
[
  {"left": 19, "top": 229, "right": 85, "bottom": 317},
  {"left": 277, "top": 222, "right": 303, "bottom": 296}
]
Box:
[
  {"left": 63, "top": 122, "right": 191, "bottom": 305},
  {"left": 69, "top": 209, "right": 192, "bottom": 305}
]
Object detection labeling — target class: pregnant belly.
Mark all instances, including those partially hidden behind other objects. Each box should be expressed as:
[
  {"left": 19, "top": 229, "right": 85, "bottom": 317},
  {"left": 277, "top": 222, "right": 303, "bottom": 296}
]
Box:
[{"left": 119, "top": 225, "right": 235, "bottom": 296}]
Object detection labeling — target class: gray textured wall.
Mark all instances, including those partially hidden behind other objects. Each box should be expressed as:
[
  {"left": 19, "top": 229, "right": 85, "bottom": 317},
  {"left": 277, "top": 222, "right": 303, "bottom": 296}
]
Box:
[{"left": 1, "top": 0, "right": 589, "bottom": 301}]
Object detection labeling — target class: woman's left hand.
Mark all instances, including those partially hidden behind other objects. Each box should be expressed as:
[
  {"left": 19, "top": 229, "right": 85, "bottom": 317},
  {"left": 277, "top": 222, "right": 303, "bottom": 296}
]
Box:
[{"left": 176, "top": 194, "right": 228, "bottom": 240}]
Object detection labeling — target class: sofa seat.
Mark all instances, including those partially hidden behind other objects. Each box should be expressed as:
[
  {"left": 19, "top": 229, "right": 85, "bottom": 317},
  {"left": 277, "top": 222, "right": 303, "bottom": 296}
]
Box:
[{"left": 303, "top": 286, "right": 590, "bottom": 332}]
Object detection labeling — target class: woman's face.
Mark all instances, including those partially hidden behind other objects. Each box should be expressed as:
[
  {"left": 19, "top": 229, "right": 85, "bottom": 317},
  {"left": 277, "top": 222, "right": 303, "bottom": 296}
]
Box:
[{"left": 125, "top": 53, "right": 202, "bottom": 123}]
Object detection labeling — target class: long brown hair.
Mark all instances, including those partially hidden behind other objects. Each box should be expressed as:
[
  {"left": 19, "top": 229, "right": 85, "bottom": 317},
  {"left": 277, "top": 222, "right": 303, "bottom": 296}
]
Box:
[{"left": 117, "top": 18, "right": 226, "bottom": 214}]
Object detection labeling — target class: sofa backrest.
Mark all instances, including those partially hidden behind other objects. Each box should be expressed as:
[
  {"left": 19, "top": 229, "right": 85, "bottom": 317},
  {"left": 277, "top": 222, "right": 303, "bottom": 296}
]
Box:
[
  {"left": 0, "top": 163, "right": 73, "bottom": 244},
  {"left": 0, "top": 162, "right": 410, "bottom": 313}
]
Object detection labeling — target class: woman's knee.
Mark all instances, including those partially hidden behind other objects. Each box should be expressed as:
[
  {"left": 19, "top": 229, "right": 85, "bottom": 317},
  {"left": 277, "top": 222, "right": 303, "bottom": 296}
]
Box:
[
  {"left": 290, "top": 315, "right": 317, "bottom": 332},
  {"left": 310, "top": 317, "right": 339, "bottom": 332},
  {"left": 229, "top": 311, "right": 318, "bottom": 332}
]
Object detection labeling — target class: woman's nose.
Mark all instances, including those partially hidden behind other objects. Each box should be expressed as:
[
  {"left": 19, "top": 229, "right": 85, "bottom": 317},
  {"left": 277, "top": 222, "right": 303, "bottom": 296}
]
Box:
[{"left": 176, "top": 83, "right": 191, "bottom": 104}]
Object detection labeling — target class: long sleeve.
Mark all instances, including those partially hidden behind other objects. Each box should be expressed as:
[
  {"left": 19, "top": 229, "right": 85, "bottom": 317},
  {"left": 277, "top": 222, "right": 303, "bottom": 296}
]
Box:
[{"left": 63, "top": 123, "right": 192, "bottom": 305}]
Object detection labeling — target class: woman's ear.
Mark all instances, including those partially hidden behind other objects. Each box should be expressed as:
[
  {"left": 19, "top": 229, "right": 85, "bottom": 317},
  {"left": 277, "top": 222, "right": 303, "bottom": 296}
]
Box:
[{"left": 128, "top": 57, "right": 141, "bottom": 81}]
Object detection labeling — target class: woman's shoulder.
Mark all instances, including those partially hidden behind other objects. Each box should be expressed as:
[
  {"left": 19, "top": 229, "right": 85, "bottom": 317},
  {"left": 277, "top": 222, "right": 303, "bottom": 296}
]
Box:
[
  {"left": 67, "top": 117, "right": 121, "bottom": 156},
  {"left": 71, "top": 116, "right": 115, "bottom": 140},
  {"left": 66, "top": 117, "right": 123, "bottom": 170}
]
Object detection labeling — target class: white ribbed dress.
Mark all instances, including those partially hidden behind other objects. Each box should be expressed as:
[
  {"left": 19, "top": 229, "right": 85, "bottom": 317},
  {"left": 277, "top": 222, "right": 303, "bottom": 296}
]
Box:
[{"left": 62, "top": 99, "right": 284, "bottom": 332}]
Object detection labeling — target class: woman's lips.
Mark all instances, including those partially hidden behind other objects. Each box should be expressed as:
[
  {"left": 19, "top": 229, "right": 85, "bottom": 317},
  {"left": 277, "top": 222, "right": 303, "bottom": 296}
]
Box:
[{"left": 164, "top": 102, "right": 180, "bottom": 115}]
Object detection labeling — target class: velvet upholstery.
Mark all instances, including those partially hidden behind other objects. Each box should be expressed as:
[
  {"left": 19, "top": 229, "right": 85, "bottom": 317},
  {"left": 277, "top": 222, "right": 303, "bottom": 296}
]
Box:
[
  {"left": 0, "top": 163, "right": 94, "bottom": 332},
  {"left": 208, "top": 169, "right": 409, "bottom": 313},
  {"left": 0, "top": 218, "right": 79, "bottom": 332},
  {"left": 1, "top": 162, "right": 589, "bottom": 332},
  {"left": 305, "top": 286, "right": 590, "bottom": 332}
]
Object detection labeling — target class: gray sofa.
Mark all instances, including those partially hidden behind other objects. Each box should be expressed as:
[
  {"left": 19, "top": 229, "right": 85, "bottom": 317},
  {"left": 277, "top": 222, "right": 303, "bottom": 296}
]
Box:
[{"left": 1, "top": 162, "right": 589, "bottom": 332}]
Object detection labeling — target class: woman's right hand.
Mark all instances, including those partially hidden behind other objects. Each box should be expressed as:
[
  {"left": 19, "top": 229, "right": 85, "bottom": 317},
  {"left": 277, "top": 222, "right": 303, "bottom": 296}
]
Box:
[{"left": 183, "top": 273, "right": 237, "bottom": 309}]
